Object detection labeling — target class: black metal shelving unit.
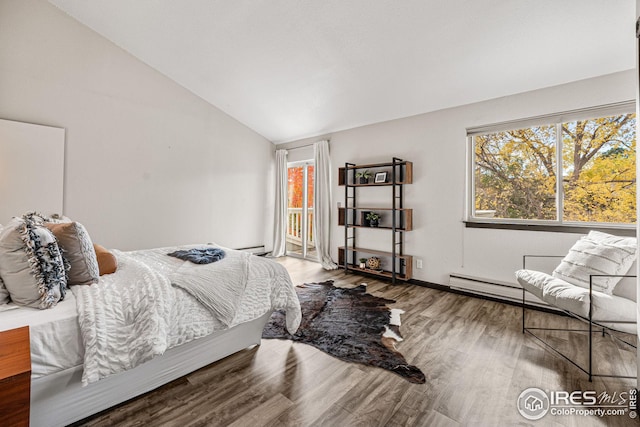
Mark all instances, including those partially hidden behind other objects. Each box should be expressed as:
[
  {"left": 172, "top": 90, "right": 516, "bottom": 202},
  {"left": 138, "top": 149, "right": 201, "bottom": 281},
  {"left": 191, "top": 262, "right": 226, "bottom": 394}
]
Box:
[{"left": 338, "top": 157, "right": 413, "bottom": 284}]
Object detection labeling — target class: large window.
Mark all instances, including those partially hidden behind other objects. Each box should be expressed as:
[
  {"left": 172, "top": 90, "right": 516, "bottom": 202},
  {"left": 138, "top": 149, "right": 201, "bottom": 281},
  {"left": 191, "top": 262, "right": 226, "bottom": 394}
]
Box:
[{"left": 469, "top": 105, "right": 636, "bottom": 227}]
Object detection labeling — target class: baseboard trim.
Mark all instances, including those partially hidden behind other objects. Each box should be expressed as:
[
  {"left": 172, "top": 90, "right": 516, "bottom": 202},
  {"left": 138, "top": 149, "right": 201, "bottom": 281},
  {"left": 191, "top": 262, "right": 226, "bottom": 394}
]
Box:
[
  {"left": 408, "top": 277, "right": 562, "bottom": 315},
  {"left": 339, "top": 266, "right": 563, "bottom": 316},
  {"left": 407, "top": 278, "right": 448, "bottom": 291}
]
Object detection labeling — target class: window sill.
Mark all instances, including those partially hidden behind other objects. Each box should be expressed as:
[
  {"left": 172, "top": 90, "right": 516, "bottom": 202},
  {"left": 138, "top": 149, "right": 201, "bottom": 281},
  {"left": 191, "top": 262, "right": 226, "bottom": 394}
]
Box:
[{"left": 464, "top": 221, "right": 636, "bottom": 236}]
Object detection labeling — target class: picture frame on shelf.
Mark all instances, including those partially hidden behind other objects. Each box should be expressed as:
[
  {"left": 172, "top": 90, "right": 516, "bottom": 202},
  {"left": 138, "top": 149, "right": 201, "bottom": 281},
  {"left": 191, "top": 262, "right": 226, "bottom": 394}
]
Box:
[{"left": 374, "top": 171, "right": 388, "bottom": 183}]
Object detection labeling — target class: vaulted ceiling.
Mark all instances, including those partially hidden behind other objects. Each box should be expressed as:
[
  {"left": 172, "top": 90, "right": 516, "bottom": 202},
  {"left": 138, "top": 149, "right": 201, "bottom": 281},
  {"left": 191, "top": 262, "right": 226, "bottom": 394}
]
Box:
[{"left": 49, "top": 1, "right": 635, "bottom": 143}]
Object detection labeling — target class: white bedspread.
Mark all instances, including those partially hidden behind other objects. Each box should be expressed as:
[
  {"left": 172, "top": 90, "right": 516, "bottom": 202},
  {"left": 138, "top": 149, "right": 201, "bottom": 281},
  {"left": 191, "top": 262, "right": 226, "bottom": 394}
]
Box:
[
  {"left": 0, "top": 294, "right": 83, "bottom": 378},
  {"left": 170, "top": 249, "right": 250, "bottom": 327},
  {"left": 73, "top": 245, "right": 300, "bottom": 386}
]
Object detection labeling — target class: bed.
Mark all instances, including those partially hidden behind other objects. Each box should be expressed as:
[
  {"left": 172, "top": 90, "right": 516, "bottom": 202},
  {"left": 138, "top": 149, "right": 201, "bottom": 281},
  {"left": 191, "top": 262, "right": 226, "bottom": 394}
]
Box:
[{"left": 0, "top": 238, "right": 301, "bottom": 427}]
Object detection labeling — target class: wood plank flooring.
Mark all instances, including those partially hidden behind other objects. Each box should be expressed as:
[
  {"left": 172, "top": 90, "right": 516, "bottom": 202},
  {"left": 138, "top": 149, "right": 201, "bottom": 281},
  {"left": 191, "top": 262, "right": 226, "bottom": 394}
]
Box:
[{"left": 75, "top": 257, "right": 638, "bottom": 426}]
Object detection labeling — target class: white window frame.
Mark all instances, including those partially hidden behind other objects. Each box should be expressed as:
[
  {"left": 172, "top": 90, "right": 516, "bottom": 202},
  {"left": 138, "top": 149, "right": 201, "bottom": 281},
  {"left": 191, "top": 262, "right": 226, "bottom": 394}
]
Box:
[{"left": 466, "top": 101, "right": 636, "bottom": 230}]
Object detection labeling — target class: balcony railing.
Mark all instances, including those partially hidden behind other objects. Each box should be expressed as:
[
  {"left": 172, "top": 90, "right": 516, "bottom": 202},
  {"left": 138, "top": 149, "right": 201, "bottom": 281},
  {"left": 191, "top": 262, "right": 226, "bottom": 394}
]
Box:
[{"left": 287, "top": 207, "right": 314, "bottom": 247}]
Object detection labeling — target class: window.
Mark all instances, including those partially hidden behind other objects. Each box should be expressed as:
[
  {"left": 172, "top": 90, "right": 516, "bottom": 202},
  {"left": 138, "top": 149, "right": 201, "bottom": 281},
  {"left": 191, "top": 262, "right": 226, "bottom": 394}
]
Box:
[{"left": 469, "top": 104, "right": 636, "bottom": 227}]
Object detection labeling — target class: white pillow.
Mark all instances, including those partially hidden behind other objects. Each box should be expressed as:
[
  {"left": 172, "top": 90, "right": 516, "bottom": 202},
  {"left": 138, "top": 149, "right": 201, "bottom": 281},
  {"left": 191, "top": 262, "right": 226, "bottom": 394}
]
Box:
[
  {"left": 552, "top": 231, "right": 637, "bottom": 294},
  {"left": 47, "top": 214, "right": 73, "bottom": 224}
]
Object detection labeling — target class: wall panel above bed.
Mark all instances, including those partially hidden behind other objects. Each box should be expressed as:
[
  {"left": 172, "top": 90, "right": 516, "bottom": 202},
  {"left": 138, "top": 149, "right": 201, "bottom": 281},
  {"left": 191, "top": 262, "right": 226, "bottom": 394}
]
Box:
[{"left": 0, "top": 119, "right": 65, "bottom": 224}]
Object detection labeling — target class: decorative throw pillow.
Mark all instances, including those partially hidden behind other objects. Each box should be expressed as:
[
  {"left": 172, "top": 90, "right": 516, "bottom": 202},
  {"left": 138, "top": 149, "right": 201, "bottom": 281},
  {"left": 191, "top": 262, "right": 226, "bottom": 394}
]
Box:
[
  {"left": 552, "top": 231, "right": 637, "bottom": 294},
  {"left": 0, "top": 224, "right": 8, "bottom": 304},
  {"left": 0, "top": 275, "right": 9, "bottom": 305},
  {"left": 47, "top": 213, "right": 73, "bottom": 224},
  {"left": 94, "top": 243, "right": 118, "bottom": 276},
  {"left": 0, "top": 215, "right": 67, "bottom": 309},
  {"left": 45, "top": 222, "right": 99, "bottom": 286}
]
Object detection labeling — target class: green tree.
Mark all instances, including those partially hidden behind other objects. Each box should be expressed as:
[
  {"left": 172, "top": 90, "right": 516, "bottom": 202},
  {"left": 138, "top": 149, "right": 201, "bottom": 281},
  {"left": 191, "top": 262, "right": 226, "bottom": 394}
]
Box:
[
  {"left": 475, "top": 113, "right": 636, "bottom": 223},
  {"left": 562, "top": 115, "right": 636, "bottom": 223},
  {"left": 475, "top": 125, "right": 556, "bottom": 220}
]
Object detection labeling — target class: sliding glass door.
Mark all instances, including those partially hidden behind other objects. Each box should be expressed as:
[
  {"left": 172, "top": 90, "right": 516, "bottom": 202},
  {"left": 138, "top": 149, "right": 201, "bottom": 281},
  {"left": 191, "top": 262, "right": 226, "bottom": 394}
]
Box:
[{"left": 287, "top": 161, "right": 315, "bottom": 259}]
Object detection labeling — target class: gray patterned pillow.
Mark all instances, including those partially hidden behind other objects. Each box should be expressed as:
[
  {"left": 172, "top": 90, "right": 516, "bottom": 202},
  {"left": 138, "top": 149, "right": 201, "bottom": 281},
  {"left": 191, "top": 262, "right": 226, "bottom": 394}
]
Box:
[
  {"left": 0, "top": 214, "right": 67, "bottom": 309},
  {"left": 45, "top": 221, "right": 99, "bottom": 286},
  {"left": 0, "top": 275, "right": 9, "bottom": 305}
]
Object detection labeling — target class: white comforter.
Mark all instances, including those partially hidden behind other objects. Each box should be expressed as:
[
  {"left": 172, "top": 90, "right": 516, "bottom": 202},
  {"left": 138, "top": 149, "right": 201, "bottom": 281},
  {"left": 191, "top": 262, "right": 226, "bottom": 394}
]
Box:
[{"left": 73, "top": 246, "right": 301, "bottom": 386}]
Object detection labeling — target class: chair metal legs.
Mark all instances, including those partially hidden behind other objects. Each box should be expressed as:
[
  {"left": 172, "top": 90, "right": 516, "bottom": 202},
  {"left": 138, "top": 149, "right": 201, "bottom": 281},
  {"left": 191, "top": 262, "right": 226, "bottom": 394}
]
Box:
[{"left": 521, "top": 288, "right": 637, "bottom": 382}]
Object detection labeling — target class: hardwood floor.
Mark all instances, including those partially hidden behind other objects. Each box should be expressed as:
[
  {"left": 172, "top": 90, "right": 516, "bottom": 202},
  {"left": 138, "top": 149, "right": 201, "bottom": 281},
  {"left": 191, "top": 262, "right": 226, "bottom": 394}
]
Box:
[{"left": 77, "top": 257, "right": 638, "bottom": 426}]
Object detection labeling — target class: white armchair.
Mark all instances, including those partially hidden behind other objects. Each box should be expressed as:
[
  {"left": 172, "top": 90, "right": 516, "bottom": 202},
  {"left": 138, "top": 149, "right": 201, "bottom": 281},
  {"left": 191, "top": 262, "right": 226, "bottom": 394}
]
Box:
[{"left": 516, "top": 231, "right": 637, "bottom": 381}]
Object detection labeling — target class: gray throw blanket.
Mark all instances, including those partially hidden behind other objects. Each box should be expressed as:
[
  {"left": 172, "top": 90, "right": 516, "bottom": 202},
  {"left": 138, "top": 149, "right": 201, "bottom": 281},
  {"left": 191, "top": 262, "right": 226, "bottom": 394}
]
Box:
[
  {"left": 167, "top": 247, "right": 226, "bottom": 264},
  {"left": 169, "top": 250, "right": 250, "bottom": 327}
]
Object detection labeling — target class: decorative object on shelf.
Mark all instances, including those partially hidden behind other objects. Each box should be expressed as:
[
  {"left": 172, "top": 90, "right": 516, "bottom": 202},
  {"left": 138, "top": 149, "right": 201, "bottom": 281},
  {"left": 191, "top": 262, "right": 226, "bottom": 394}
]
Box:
[
  {"left": 362, "top": 211, "right": 371, "bottom": 227},
  {"left": 374, "top": 171, "right": 388, "bottom": 183},
  {"left": 359, "top": 258, "right": 367, "bottom": 269},
  {"left": 366, "top": 211, "right": 380, "bottom": 227},
  {"left": 355, "top": 170, "right": 371, "bottom": 184},
  {"left": 366, "top": 256, "right": 381, "bottom": 270}
]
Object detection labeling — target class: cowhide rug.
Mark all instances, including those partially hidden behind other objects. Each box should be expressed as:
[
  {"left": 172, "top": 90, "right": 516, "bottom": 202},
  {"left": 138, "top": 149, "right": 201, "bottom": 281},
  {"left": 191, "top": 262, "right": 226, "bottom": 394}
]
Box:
[{"left": 262, "top": 280, "right": 426, "bottom": 384}]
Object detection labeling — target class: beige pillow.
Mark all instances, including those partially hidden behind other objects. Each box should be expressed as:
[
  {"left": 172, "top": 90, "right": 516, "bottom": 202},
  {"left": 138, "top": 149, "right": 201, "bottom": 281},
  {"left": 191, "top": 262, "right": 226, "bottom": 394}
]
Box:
[
  {"left": 94, "top": 243, "right": 117, "bottom": 276},
  {"left": 0, "top": 216, "right": 66, "bottom": 309},
  {"left": 46, "top": 222, "right": 99, "bottom": 286}
]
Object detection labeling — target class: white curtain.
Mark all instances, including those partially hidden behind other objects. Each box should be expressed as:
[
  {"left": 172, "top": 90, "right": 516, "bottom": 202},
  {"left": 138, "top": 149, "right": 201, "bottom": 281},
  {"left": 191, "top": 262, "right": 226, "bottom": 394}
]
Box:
[
  {"left": 313, "top": 140, "right": 338, "bottom": 269},
  {"left": 270, "top": 149, "right": 288, "bottom": 257}
]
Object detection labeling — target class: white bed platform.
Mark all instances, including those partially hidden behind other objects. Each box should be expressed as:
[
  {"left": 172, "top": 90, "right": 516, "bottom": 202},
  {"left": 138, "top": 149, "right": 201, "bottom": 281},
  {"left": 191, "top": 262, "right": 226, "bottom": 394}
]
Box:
[{"left": 31, "top": 312, "right": 271, "bottom": 427}]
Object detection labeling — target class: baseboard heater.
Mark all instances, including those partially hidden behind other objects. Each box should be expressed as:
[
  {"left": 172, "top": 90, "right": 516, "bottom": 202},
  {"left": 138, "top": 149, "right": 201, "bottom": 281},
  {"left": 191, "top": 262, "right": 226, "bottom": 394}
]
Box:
[
  {"left": 236, "top": 246, "right": 267, "bottom": 256},
  {"left": 449, "top": 273, "right": 552, "bottom": 309}
]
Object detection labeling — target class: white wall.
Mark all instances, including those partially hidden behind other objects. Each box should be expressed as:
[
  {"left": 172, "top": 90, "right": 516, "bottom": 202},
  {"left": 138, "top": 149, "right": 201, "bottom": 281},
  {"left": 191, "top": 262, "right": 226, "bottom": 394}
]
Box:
[
  {"left": 0, "top": 0, "right": 274, "bottom": 251},
  {"left": 0, "top": 119, "right": 65, "bottom": 224},
  {"left": 281, "top": 70, "right": 636, "bottom": 286}
]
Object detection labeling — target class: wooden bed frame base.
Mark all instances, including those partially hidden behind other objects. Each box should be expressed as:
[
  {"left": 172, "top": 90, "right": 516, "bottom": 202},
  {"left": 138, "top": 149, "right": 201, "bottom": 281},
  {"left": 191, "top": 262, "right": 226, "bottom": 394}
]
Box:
[{"left": 30, "top": 312, "right": 272, "bottom": 427}]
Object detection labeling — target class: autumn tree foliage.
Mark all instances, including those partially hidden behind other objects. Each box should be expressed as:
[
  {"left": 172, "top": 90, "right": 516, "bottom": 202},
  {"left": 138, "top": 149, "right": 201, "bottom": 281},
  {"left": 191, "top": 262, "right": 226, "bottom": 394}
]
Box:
[
  {"left": 474, "top": 113, "right": 636, "bottom": 223},
  {"left": 287, "top": 165, "right": 314, "bottom": 208}
]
